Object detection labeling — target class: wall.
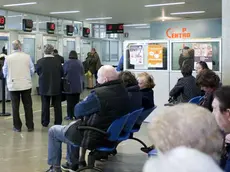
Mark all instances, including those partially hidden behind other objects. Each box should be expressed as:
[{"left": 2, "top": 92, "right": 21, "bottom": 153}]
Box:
[
  {"left": 150, "top": 18, "right": 221, "bottom": 39},
  {"left": 123, "top": 27, "right": 150, "bottom": 40}
]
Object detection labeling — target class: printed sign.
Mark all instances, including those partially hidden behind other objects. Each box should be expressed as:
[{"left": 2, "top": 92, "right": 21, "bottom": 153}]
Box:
[
  {"left": 166, "top": 27, "right": 191, "bottom": 39},
  {"left": 148, "top": 44, "right": 163, "bottom": 67},
  {"left": 129, "top": 44, "right": 144, "bottom": 65},
  {"left": 192, "top": 43, "right": 213, "bottom": 69}
]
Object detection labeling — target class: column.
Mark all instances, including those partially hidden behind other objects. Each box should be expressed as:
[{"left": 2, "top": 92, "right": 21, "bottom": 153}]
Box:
[{"left": 222, "top": 0, "right": 230, "bottom": 84}]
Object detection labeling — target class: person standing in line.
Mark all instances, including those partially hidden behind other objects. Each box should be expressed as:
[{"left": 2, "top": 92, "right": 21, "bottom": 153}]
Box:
[
  {"left": 63, "top": 50, "right": 84, "bottom": 120},
  {"left": 87, "top": 48, "right": 102, "bottom": 80},
  {"left": 36, "top": 44, "right": 63, "bottom": 127},
  {"left": 0, "top": 46, "right": 11, "bottom": 102},
  {"left": 53, "top": 49, "right": 65, "bottom": 64},
  {"left": 2, "top": 40, "right": 35, "bottom": 132}
]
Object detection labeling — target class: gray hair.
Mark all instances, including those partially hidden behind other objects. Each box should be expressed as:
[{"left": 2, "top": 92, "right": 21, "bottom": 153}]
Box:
[
  {"left": 44, "top": 44, "right": 54, "bottom": 55},
  {"left": 12, "top": 40, "right": 22, "bottom": 50},
  {"left": 143, "top": 147, "right": 223, "bottom": 172},
  {"left": 148, "top": 104, "right": 223, "bottom": 160}
]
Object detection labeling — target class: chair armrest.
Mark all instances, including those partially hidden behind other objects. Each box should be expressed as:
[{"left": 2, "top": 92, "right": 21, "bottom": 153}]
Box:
[{"left": 78, "top": 126, "right": 108, "bottom": 136}]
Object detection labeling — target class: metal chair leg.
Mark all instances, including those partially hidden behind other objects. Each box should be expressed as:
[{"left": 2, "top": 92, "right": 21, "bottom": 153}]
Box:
[
  {"left": 130, "top": 137, "right": 148, "bottom": 148},
  {"left": 76, "top": 166, "right": 103, "bottom": 172}
]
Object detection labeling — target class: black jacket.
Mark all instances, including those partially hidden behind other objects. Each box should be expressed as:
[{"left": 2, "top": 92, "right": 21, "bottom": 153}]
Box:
[
  {"left": 141, "top": 88, "right": 154, "bottom": 109},
  {"left": 54, "top": 54, "right": 64, "bottom": 64},
  {"left": 170, "top": 75, "right": 201, "bottom": 103},
  {"left": 200, "top": 92, "right": 214, "bottom": 112},
  {"left": 36, "top": 56, "right": 63, "bottom": 96},
  {"left": 127, "top": 85, "right": 142, "bottom": 112},
  {"left": 81, "top": 80, "right": 130, "bottom": 149}
]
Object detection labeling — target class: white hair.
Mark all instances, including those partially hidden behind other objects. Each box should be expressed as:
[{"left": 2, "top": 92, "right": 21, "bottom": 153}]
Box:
[
  {"left": 143, "top": 147, "right": 223, "bottom": 172},
  {"left": 148, "top": 104, "right": 223, "bottom": 160},
  {"left": 12, "top": 40, "right": 21, "bottom": 50}
]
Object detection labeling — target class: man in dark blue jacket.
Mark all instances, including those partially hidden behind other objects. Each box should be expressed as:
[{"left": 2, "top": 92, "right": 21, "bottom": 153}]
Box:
[{"left": 45, "top": 65, "right": 130, "bottom": 172}]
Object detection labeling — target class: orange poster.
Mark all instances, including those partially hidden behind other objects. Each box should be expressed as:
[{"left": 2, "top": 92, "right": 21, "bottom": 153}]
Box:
[{"left": 148, "top": 44, "right": 163, "bottom": 67}]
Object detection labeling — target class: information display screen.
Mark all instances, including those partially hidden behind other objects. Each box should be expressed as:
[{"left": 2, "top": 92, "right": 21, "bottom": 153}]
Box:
[
  {"left": 83, "top": 27, "right": 90, "bottom": 37},
  {"left": 22, "top": 19, "right": 33, "bottom": 32},
  {"left": 106, "top": 24, "right": 124, "bottom": 34},
  {"left": 47, "top": 22, "right": 55, "bottom": 34},
  {"left": 0, "top": 16, "right": 5, "bottom": 29},
  {"left": 66, "top": 25, "right": 74, "bottom": 36}
]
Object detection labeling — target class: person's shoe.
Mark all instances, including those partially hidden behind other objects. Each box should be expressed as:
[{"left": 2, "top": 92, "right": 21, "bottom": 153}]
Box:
[
  {"left": 64, "top": 116, "right": 73, "bottom": 121},
  {"left": 61, "top": 162, "right": 79, "bottom": 172},
  {"left": 45, "top": 166, "right": 62, "bottom": 172},
  {"left": 28, "top": 128, "right": 34, "bottom": 132},
  {"left": 13, "top": 128, "right": 21, "bottom": 132}
]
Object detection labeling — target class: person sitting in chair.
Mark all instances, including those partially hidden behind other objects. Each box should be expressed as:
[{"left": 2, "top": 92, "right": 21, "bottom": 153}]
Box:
[
  {"left": 170, "top": 64, "right": 201, "bottom": 103},
  {"left": 45, "top": 65, "right": 130, "bottom": 172}
]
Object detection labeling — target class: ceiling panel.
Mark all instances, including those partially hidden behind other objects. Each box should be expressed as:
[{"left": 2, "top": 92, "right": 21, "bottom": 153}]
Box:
[{"left": 0, "top": 0, "right": 222, "bottom": 24}]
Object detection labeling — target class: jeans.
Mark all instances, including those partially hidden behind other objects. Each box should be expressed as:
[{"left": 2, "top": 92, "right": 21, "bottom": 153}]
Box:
[{"left": 48, "top": 124, "right": 80, "bottom": 166}]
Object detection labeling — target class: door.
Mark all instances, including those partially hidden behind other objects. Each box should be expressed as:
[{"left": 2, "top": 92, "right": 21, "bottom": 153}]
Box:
[{"left": 63, "top": 39, "right": 75, "bottom": 60}]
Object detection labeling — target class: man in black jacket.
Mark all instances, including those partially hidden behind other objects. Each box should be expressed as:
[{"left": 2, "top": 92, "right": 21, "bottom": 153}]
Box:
[
  {"left": 36, "top": 44, "right": 63, "bottom": 127},
  {"left": 45, "top": 65, "right": 130, "bottom": 172},
  {"left": 54, "top": 49, "right": 64, "bottom": 64}
]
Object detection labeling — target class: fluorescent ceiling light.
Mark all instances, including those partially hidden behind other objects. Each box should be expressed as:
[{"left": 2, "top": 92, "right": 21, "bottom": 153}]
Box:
[
  {"left": 145, "top": 2, "right": 185, "bottom": 7},
  {"left": 170, "top": 11, "right": 205, "bottom": 15},
  {"left": 124, "top": 24, "right": 148, "bottom": 27},
  {"left": 85, "top": 17, "right": 112, "bottom": 21},
  {"left": 8, "top": 14, "right": 27, "bottom": 18},
  {"left": 3, "top": 2, "right": 37, "bottom": 7},
  {"left": 135, "top": 26, "right": 150, "bottom": 29},
  {"left": 50, "top": 11, "right": 80, "bottom": 14}
]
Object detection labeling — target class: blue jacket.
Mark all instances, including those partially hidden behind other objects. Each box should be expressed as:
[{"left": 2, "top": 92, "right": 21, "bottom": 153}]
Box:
[
  {"left": 116, "top": 56, "right": 124, "bottom": 71},
  {"left": 63, "top": 59, "right": 84, "bottom": 94}
]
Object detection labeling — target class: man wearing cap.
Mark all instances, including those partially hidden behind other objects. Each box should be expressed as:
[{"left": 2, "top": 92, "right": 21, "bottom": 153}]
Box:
[{"left": 36, "top": 44, "right": 63, "bottom": 127}]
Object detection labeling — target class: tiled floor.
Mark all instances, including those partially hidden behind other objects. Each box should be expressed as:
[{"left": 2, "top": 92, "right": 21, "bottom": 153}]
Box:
[{"left": 0, "top": 92, "right": 150, "bottom": 172}]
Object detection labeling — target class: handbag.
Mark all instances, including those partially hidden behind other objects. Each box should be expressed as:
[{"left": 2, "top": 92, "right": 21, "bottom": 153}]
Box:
[{"left": 62, "top": 77, "right": 71, "bottom": 93}]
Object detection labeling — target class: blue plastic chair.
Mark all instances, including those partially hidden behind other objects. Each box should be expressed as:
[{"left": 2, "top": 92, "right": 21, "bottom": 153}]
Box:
[
  {"left": 131, "top": 106, "right": 157, "bottom": 149},
  {"left": 76, "top": 113, "right": 130, "bottom": 172},
  {"left": 189, "top": 96, "right": 202, "bottom": 104},
  {"left": 117, "top": 108, "right": 144, "bottom": 142}
]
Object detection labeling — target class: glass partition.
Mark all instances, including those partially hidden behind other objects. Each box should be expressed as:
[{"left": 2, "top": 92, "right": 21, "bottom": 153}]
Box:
[
  {"left": 171, "top": 39, "right": 221, "bottom": 71},
  {"left": 110, "top": 41, "right": 119, "bottom": 61},
  {"left": 124, "top": 40, "right": 168, "bottom": 70},
  {"left": 101, "top": 40, "right": 110, "bottom": 61},
  {"left": 38, "top": 16, "right": 51, "bottom": 32},
  {"left": 7, "top": 11, "right": 23, "bottom": 30}
]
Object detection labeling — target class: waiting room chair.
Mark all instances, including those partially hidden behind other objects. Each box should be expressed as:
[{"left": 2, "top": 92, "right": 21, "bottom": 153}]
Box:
[
  {"left": 76, "top": 113, "right": 130, "bottom": 172},
  {"left": 131, "top": 106, "right": 157, "bottom": 149},
  {"left": 189, "top": 96, "right": 202, "bottom": 104},
  {"left": 117, "top": 108, "right": 144, "bottom": 142}
]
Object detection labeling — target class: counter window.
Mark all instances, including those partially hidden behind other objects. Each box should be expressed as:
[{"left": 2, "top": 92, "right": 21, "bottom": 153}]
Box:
[
  {"left": 125, "top": 42, "right": 168, "bottom": 70},
  {"left": 171, "top": 42, "right": 220, "bottom": 71}
]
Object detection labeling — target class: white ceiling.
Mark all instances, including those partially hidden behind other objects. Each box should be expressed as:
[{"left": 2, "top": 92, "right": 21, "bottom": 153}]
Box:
[{"left": 0, "top": 0, "right": 222, "bottom": 24}]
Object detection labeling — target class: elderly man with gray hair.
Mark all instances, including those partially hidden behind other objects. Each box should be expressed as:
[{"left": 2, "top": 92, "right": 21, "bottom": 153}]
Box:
[
  {"left": 147, "top": 104, "right": 223, "bottom": 164},
  {"left": 2, "top": 40, "right": 35, "bottom": 132},
  {"left": 36, "top": 44, "right": 63, "bottom": 127}
]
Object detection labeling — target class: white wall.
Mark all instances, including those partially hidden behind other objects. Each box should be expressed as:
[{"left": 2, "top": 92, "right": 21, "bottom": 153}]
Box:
[{"left": 123, "top": 27, "right": 150, "bottom": 40}]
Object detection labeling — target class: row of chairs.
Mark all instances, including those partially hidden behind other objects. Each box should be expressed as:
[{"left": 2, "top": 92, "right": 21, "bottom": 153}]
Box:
[{"left": 75, "top": 106, "right": 157, "bottom": 172}]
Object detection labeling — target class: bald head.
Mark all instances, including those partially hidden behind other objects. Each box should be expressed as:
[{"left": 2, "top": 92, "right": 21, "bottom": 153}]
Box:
[{"left": 97, "top": 65, "right": 118, "bottom": 84}]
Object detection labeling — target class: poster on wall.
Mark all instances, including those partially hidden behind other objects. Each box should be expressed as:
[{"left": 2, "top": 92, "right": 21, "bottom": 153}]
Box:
[
  {"left": 192, "top": 43, "right": 213, "bottom": 69},
  {"left": 129, "top": 44, "right": 144, "bottom": 65},
  {"left": 148, "top": 44, "right": 163, "bottom": 68}
]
